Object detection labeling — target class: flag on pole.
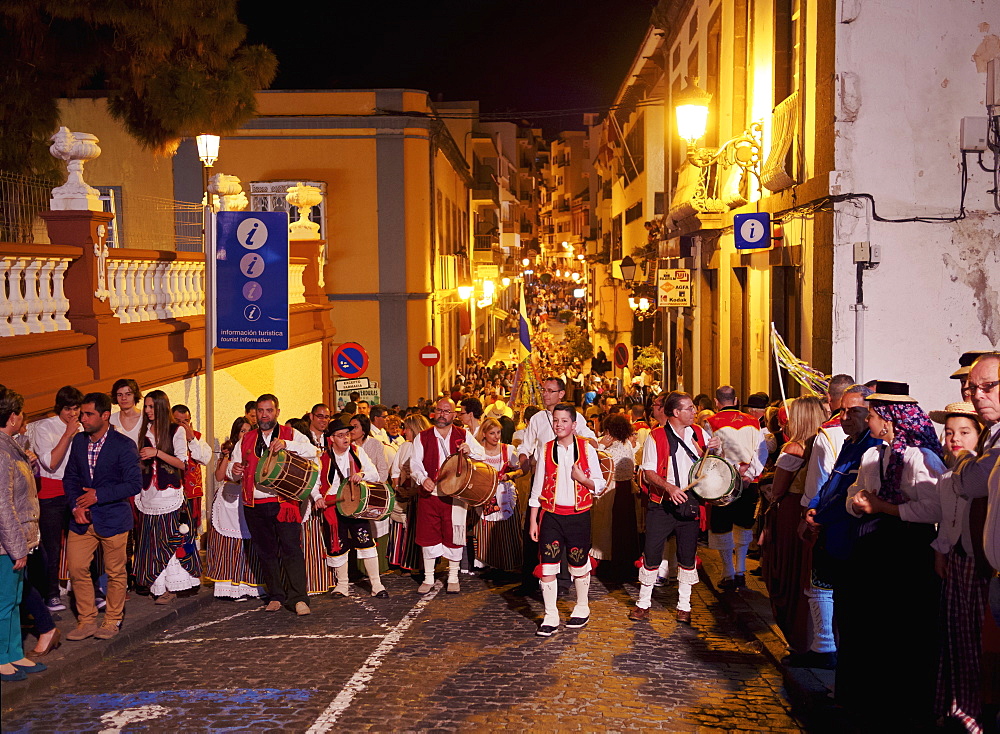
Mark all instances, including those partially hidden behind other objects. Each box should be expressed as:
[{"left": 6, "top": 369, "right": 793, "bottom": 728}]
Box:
[{"left": 518, "top": 287, "right": 532, "bottom": 358}]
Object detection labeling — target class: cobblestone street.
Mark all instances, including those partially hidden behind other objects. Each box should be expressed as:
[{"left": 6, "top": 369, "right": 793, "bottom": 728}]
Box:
[{"left": 3, "top": 567, "right": 803, "bottom": 732}]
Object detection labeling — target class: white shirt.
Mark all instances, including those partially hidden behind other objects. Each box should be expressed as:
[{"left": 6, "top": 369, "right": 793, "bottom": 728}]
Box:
[
  {"left": 186, "top": 431, "right": 213, "bottom": 466},
  {"left": 802, "top": 425, "right": 847, "bottom": 507},
  {"left": 517, "top": 409, "right": 597, "bottom": 462},
  {"left": 408, "top": 426, "right": 486, "bottom": 489},
  {"left": 110, "top": 408, "right": 143, "bottom": 445},
  {"left": 390, "top": 442, "right": 415, "bottom": 482},
  {"left": 529, "top": 438, "right": 606, "bottom": 507},
  {"left": 27, "top": 415, "right": 79, "bottom": 480},
  {"left": 230, "top": 426, "right": 320, "bottom": 500},
  {"left": 324, "top": 446, "right": 379, "bottom": 496},
  {"left": 640, "top": 425, "right": 701, "bottom": 486},
  {"left": 135, "top": 426, "right": 190, "bottom": 515},
  {"left": 845, "top": 445, "right": 947, "bottom": 522}
]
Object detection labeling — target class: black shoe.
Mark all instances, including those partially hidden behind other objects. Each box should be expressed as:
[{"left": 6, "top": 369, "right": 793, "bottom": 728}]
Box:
[
  {"left": 372, "top": 589, "right": 389, "bottom": 598},
  {"left": 536, "top": 624, "right": 559, "bottom": 637},
  {"left": 748, "top": 567, "right": 763, "bottom": 577},
  {"left": 565, "top": 615, "right": 589, "bottom": 629},
  {"left": 719, "top": 576, "right": 738, "bottom": 591},
  {"left": 734, "top": 573, "right": 746, "bottom": 589}
]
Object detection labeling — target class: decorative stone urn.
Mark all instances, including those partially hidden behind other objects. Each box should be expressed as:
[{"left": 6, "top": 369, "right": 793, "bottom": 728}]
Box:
[
  {"left": 286, "top": 182, "right": 321, "bottom": 240},
  {"left": 209, "top": 173, "right": 247, "bottom": 212},
  {"left": 49, "top": 127, "right": 103, "bottom": 211}
]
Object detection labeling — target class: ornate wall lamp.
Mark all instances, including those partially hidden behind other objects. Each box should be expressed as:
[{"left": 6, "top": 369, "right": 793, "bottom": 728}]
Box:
[{"left": 674, "top": 76, "right": 762, "bottom": 172}]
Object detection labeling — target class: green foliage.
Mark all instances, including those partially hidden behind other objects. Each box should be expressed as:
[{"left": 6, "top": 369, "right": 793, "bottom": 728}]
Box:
[
  {"left": 633, "top": 346, "right": 663, "bottom": 376},
  {"left": 556, "top": 309, "right": 575, "bottom": 324},
  {"left": 564, "top": 324, "right": 594, "bottom": 363},
  {"left": 1, "top": 0, "right": 278, "bottom": 174}
]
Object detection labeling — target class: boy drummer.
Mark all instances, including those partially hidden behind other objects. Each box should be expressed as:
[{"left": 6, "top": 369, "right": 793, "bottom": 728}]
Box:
[
  {"left": 320, "top": 418, "right": 386, "bottom": 598},
  {"left": 528, "top": 403, "right": 606, "bottom": 637}
]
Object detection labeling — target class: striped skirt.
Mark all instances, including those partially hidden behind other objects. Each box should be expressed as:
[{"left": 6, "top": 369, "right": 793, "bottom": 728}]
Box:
[
  {"left": 134, "top": 510, "right": 201, "bottom": 588},
  {"left": 473, "top": 513, "right": 523, "bottom": 573},
  {"left": 935, "top": 550, "right": 989, "bottom": 732},
  {"left": 205, "top": 529, "right": 263, "bottom": 591},
  {"left": 388, "top": 501, "right": 421, "bottom": 572},
  {"left": 301, "top": 514, "right": 334, "bottom": 595}
]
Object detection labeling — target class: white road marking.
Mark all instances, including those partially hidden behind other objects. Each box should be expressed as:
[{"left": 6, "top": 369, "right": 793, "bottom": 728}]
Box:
[
  {"left": 152, "top": 633, "right": 386, "bottom": 644},
  {"left": 306, "top": 582, "right": 443, "bottom": 732},
  {"left": 98, "top": 704, "right": 170, "bottom": 733},
  {"left": 161, "top": 607, "right": 259, "bottom": 639}
]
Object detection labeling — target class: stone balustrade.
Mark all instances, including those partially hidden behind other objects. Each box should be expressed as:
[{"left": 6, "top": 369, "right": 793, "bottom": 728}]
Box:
[
  {"left": 107, "top": 255, "right": 205, "bottom": 323},
  {"left": 105, "top": 252, "right": 309, "bottom": 323},
  {"left": 0, "top": 245, "right": 80, "bottom": 337}
]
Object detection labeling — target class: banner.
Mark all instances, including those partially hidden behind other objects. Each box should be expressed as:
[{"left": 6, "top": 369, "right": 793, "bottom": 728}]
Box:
[{"left": 215, "top": 212, "right": 290, "bottom": 350}]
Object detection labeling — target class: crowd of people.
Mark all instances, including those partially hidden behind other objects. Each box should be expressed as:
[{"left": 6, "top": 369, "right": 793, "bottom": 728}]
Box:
[{"left": 1, "top": 346, "right": 998, "bottom": 734}]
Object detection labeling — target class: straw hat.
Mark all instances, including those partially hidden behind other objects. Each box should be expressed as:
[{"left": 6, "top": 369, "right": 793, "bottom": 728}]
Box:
[
  {"left": 868, "top": 380, "right": 917, "bottom": 404},
  {"left": 949, "top": 350, "right": 993, "bottom": 380},
  {"left": 929, "top": 402, "right": 979, "bottom": 424}
]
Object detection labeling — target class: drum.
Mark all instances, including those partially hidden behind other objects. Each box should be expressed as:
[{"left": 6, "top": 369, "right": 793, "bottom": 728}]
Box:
[
  {"left": 437, "top": 453, "right": 499, "bottom": 507},
  {"left": 337, "top": 480, "right": 396, "bottom": 521},
  {"left": 596, "top": 450, "right": 615, "bottom": 488},
  {"left": 687, "top": 456, "right": 741, "bottom": 506},
  {"left": 255, "top": 450, "right": 319, "bottom": 503}
]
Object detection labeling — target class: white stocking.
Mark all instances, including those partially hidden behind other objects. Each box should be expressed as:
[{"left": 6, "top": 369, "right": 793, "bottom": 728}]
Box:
[
  {"left": 571, "top": 574, "right": 591, "bottom": 619},
  {"left": 540, "top": 579, "right": 560, "bottom": 627},
  {"left": 677, "top": 566, "right": 699, "bottom": 613}
]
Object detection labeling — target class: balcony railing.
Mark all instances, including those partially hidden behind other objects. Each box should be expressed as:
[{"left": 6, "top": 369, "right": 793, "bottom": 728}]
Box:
[{"left": 1, "top": 244, "right": 77, "bottom": 336}]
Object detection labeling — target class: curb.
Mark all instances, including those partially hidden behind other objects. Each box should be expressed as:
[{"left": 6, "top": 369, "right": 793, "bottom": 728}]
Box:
[{"left": 2, "top": 591, "right": 217, "bottom": 711}]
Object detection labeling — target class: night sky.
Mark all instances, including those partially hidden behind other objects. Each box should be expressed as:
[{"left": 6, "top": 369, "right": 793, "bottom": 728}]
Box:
[{"left": 239, "top": 0, "right": 654, "bottom": 133}]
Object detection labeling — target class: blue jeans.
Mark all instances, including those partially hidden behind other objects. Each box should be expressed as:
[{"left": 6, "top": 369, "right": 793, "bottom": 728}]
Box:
[{"left": 0, "top": 555, "right": 25, "bottom": 665}]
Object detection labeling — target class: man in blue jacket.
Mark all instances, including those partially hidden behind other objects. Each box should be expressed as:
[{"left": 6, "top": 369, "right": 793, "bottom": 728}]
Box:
[{"left": 63, "top": 392, "right": 142, "bottom": 641}]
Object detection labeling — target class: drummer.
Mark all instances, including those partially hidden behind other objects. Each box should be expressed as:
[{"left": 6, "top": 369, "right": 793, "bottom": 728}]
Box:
[
  {"left": 319, "top": 417, "right": 386, "bottom": 598},
  {"left": 229, "top": 394, "right": 320, "bottom": 616},
  {"left": 630, "top": 391, "right": 720, "bottom": 625},
  {"left": 409, "top": 398, "right": 486, "bottom": 594},
  {"left": 528, "top": 403, "right": 606, "bottom": 637}
]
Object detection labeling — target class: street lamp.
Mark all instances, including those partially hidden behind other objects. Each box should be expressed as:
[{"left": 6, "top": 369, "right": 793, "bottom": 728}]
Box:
[
  {"left": 457, "top": 284, "right": 474, "bottom": 300},
  {"left": 619, "top": 255, "right": 638, "bottom": 283},
  {"left": 673, "top": 76, "right": 762, "bottom": 171},
  {"left": 196, "top": 132, "right": 220, "bottom": 534},
  {"left": 501, "top": 277, "right": 511, "bottom": 287}
]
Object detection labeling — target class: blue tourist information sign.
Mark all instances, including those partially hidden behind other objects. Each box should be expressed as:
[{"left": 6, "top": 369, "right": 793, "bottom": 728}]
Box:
[{"left": 215, "top": 211, "right": 290, "bottom": 350}]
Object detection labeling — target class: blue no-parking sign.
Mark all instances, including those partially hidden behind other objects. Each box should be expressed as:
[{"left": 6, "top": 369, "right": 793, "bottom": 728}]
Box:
[
  {"left": 333, "top": 342, "right": 369, "bottom": 378},
  {"left": 215, "top": 212, "right": 289, "bottom": 350},
  {"left": 734, "top": 212, "right": 771, "bottom": 250}
]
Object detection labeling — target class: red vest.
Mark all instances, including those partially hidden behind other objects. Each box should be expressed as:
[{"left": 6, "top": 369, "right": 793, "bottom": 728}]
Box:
[
  {"left": 644, "top": 424, "right": 706, "bottom": 504},
  {"left": 538, "top": 436, "right": 593, "bottom": 514},
  {"left": 418, "top": 426, "right": 467, "bottom": 482},
  {"left": 182, "top": 429, "right": 204, "bottom": 500},
  {"left": 240, "top": 424, "right": 295, "bottom": 506},
  {"left": 706, "top": 407, "right": 759, "bottom": 432},
  {"left": 320, "top": 446, "right": 360, "bottom": 495}
]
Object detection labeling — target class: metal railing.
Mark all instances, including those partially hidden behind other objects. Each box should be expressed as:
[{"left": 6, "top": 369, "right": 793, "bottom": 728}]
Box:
[{"left": 0, "top": 171, "right": 58, "bottom": 244}]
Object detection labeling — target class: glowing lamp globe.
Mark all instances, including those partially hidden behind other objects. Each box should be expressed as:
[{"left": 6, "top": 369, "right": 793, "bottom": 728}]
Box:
[{"left": 674, "top": 77, "right": 712, "bottom": 145}]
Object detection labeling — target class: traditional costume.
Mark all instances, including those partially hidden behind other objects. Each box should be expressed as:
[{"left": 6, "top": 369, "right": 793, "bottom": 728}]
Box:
[
  {"left": 409, "top": 425, "right": 485, "bottom": 593},
  {"left": 319, "top": 437, "right": 383, "bottom": 597},
  {"left": 205, "top": 480, "right": 263, "bottom": 599},
  {"left": 704, "top": 407, "right": 767, "bottom": 586},
  {"left": 473, "top": 444, "right": 522, "bottom": 572},
  {"left": 133, "top": 425, "right": 201, "bottom": 596},
  {"left": 839, "top": 394, "right": 946, "bottom": 728},
  {"left": 231, "top": 423, "right": 319, "bottom": 609},
  {"left": 180, "top": 428, "right": 212, "bottom": 531},
  {"left": 633, "top": 422, "right": 705, "bottom": 622},
  {"left": 530, "top": 435, "right": 606, "bottom": 635},
  {"left": 387, "top": 441, "right": 421, "bottom": 571}
]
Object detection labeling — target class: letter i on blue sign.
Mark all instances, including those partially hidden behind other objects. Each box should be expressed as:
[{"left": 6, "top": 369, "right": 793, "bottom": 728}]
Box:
[{"left": 734, "top": 212, "right": 771, "bottom": 250}]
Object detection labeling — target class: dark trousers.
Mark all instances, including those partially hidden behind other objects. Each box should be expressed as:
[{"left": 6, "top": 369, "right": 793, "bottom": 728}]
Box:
[
  {"left": 642, "top": 502, "right": 699, "bottom": 569},
  {"left": 21, "top": 550, "right": 55, "bottom": 635},
  {"left": 38, "top": 495, "right": 69, "bottom": 599},
  {"left": 244, "top": 503, "right": 308, "bottom": 606}
]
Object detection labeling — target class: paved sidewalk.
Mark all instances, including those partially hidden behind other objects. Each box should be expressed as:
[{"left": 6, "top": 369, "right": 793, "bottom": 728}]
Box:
[
  {"left": 695, "top": 545, "right": 839, "bottom": 730},
  {"left": 4, "top": 588, "right": 215, "bottom": 711}
]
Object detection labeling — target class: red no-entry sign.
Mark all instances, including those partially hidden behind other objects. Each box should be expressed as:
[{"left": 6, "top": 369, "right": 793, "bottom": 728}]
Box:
[
  {"left": 418, "top": 345, "right": 441, "bottom": 367},
  {"left": 614, "top": 342, "right": 629, "bottom": 369}
]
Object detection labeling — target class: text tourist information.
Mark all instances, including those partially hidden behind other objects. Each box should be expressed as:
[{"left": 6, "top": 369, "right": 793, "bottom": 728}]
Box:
[{"left": 215, "top": 211, "right": 290, "bottom": 350}]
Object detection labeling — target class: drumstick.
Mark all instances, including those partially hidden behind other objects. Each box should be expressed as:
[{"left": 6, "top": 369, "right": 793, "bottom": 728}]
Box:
[{"left": 693, "top": 441, "right": 712, "bottom": 480}]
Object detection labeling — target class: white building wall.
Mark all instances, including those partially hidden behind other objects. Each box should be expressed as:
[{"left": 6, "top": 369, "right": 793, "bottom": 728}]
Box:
[
  {"left": 833, "top": 0, "right": 1000, "bottom": 408},
  {"left": 153, "top": 341, "right": 324, "bottom": 449}
]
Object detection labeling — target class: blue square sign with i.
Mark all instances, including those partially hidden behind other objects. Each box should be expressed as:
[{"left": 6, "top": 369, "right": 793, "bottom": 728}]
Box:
[{"left": 734, "top": 212, "right": 771, "bottom": 250}]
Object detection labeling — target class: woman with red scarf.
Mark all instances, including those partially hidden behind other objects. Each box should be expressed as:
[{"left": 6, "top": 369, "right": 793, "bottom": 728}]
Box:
[{"left": 842, "top": 381, "right": 946, "bottom": 730}]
